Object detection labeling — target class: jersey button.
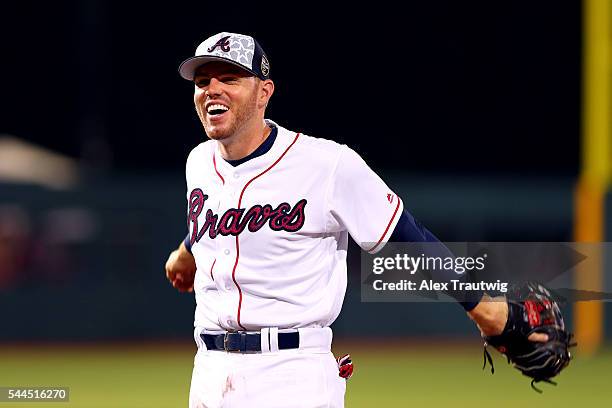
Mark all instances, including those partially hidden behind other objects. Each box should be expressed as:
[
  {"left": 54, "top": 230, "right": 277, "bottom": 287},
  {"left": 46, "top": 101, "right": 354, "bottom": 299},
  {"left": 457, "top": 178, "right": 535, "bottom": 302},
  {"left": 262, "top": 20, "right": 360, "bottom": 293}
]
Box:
[
  {"left": 224, "top": 249, "right": 230, "bottom": 255},
  {"left": 233, "top": 173, "right": 239, "bottom": 179}
]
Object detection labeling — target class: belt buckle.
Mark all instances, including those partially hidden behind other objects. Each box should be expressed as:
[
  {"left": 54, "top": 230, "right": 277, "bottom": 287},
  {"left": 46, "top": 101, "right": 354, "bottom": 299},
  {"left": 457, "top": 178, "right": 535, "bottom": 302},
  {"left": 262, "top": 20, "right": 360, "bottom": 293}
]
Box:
[{"left": 223, "top": 332, "right": 239, "bottom": 352}]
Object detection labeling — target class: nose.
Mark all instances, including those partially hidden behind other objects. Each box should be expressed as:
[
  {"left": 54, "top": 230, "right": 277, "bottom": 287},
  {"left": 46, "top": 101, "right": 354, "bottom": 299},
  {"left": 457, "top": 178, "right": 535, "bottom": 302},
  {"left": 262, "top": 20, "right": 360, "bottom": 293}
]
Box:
[{"left": 205, "top": 77, "right": 223, "bottom": 98}]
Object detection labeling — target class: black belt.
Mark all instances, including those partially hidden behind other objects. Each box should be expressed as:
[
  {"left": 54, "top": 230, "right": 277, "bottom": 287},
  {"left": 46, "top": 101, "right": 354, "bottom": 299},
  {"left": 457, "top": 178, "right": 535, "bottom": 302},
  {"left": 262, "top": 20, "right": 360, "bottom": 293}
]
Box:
[{"left": 201, "top": 331, "right": 300, "bottom": 352}]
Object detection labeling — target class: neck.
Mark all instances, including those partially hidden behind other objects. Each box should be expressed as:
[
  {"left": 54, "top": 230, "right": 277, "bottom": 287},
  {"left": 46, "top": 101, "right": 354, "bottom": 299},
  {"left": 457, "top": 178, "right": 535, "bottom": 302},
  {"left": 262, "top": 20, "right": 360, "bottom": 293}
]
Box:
[{"left": 218, "top": 121, "right": 271, "bottom": 161}]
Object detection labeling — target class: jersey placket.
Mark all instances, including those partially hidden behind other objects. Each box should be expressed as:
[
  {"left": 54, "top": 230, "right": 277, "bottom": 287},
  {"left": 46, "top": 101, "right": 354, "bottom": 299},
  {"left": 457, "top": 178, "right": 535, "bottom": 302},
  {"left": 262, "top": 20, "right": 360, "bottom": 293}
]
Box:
[{"left": 214, "top": 165, "right": 245, "bottom": 330}]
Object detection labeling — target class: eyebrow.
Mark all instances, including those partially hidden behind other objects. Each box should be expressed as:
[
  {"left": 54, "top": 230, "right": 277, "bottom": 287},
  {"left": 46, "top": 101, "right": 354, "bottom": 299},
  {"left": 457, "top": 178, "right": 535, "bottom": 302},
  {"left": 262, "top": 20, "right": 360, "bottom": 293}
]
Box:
[
  {"left": 195, "top": 69, "right": 243, "bottom": 77},
  {"left": 194, "top": 68, "right": 250, "bottom": 80}
]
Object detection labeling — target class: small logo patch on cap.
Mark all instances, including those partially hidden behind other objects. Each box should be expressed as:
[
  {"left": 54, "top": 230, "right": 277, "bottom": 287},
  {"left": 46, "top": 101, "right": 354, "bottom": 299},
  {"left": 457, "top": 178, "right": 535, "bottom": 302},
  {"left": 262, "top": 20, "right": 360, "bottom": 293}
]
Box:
[
  {"left": 208, "top": 36, "right": 231, "bottom": 53},
  {"left": 261, "top": 54, "right": 270, "bottom": 77}
]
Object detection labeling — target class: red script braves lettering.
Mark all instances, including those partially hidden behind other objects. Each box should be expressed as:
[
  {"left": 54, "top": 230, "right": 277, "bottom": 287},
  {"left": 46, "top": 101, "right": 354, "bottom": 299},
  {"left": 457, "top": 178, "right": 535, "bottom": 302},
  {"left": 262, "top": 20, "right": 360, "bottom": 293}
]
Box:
[{"left": 188, "top": 188, "right": 307, "bottom": 244}]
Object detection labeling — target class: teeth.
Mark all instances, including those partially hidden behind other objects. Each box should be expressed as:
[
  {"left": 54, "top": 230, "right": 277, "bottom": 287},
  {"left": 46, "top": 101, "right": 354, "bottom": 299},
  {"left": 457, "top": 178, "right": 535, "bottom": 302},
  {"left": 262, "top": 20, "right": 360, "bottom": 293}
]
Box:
[{"left": 207, "top": 104, "right": 229, "bottom": 114}]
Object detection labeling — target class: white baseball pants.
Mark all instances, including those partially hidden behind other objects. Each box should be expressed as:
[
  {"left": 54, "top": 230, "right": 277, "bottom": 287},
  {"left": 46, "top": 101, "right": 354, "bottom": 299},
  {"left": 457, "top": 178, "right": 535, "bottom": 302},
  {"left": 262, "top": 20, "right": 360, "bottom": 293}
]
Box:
[{"left": 189, "top": 327, "right": 346, "bottom": 408}]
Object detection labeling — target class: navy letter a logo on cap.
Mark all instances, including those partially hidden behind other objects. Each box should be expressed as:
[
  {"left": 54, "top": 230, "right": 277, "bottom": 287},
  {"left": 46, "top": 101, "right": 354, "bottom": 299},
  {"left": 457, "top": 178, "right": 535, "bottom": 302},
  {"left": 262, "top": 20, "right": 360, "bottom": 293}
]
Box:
[{"left": 208, "top": 36, "right": 231, "bottom": 52}]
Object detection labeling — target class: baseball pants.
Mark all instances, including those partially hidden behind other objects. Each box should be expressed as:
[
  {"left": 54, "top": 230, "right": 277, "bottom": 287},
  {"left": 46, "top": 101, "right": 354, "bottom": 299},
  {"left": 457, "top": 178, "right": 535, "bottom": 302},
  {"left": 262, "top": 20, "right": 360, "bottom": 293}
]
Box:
[{"left": 189, "top": 327, "right": 346, "bottom": 408}]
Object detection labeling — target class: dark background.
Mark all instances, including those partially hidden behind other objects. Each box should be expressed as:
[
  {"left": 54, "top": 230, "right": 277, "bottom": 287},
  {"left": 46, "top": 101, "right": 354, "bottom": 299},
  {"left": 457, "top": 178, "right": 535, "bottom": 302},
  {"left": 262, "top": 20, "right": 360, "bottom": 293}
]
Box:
[
  {"left": 2, "top": 0, "right": 581, "bottom": 174},
  {"left": 3, "top": 5, "right": 612, "bottom": 406},
  {"left": 2, "top": 1, "right": 598, "bottom": 343}
]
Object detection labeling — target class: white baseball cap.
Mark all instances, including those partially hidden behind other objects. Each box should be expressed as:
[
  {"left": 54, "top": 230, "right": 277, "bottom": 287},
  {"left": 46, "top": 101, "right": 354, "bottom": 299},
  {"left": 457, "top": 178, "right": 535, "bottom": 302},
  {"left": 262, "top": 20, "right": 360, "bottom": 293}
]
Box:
[{"left": 178, "top": 32, "right": 270, "bottom": 81}]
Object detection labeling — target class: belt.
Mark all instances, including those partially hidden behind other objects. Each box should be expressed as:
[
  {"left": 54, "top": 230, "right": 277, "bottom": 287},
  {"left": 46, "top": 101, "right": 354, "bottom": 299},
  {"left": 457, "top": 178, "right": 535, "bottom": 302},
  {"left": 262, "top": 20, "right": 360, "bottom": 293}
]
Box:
[{"left": 201, "top": 331, "right": 300, "bottom": 352}]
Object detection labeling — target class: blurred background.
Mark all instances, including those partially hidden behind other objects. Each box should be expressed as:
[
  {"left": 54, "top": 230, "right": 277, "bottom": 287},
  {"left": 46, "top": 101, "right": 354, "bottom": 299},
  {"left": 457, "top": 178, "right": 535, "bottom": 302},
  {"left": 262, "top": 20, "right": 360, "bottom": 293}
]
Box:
[{"left": 1, "top": 0, "right": 611, "bottom": 406}]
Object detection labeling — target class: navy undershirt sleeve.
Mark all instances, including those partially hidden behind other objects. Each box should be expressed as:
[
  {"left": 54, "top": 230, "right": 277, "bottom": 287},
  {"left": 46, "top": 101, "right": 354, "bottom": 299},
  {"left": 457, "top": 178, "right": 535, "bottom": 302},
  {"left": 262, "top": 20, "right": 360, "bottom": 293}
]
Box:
[
  {"left": 390, "top": 209, "right": 483, "bottom": 311},
  {"left": 183, "top": 233, "right": 192, "bottom": 253}
]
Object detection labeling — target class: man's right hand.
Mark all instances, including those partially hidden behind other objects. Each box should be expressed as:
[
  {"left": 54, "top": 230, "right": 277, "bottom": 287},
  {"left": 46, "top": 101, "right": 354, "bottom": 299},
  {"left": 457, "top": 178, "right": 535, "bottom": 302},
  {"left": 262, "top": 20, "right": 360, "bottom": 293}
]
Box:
[{"left": 165, "top": 242, "right": 196, "bottom": 292}]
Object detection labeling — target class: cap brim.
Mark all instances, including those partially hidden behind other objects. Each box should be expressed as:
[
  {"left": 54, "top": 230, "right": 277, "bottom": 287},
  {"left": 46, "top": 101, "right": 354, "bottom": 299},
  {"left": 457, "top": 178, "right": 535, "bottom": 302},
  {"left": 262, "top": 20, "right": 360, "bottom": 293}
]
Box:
[{"left": 178, "top": 55, "right": 258, "bottom": 81}]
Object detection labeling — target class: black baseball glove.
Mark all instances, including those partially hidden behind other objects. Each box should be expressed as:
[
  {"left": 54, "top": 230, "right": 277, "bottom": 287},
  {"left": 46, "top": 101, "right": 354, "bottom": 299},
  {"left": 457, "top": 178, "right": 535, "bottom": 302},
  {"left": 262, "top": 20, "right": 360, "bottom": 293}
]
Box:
[{"left": 482, "top": 282, "right": 575, "bottom": 392}]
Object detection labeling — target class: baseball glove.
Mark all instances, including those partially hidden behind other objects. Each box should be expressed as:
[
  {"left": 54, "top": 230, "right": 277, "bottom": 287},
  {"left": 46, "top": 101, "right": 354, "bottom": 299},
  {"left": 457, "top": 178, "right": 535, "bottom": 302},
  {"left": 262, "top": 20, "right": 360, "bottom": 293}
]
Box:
[{"left": 482, "top": 282, "right": 575, "bottom": 392}]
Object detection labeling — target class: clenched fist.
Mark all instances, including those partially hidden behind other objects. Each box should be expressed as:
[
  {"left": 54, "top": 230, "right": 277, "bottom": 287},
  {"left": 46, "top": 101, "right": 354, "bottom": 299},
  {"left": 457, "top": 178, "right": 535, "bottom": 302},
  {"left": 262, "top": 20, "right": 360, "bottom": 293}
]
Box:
[{"left": 165, "top": 242, "right": 197, "bottom": 293}]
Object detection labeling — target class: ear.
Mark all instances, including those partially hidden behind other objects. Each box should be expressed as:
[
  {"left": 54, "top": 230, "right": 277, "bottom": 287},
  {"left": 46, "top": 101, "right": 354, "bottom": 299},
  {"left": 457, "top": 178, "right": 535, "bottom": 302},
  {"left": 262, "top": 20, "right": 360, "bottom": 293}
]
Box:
[{"left": 258, "top": 79, "right": 275, "bottom": 109}]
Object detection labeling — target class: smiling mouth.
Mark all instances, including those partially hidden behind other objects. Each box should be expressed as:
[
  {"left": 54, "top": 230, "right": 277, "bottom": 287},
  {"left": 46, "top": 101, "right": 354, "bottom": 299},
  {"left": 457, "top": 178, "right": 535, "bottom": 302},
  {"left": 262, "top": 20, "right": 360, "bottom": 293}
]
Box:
[{"left": 207, "top": 104, "right": 229, "bottom": 116}]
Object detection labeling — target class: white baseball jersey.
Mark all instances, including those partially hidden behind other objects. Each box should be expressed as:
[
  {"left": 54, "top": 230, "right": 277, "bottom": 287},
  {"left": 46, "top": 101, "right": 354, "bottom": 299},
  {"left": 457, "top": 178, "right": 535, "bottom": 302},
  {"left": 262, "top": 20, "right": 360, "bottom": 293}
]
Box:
[{"left": 185, "top": 119, "right": 404, "bottom": 331}]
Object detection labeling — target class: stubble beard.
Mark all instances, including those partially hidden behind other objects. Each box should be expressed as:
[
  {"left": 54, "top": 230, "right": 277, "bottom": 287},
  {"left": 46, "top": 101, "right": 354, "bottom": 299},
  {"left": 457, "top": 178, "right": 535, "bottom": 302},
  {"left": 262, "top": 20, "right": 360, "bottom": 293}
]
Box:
[{"left": 198, "top": 89, "right": 259, "bottom": 142}]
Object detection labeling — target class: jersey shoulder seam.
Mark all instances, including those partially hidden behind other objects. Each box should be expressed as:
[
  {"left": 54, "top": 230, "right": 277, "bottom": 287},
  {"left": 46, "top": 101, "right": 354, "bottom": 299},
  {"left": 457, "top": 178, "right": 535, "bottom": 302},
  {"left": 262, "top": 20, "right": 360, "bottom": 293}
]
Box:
[{"left": 294, "top": 134, "right": 343, "bottom": 154}]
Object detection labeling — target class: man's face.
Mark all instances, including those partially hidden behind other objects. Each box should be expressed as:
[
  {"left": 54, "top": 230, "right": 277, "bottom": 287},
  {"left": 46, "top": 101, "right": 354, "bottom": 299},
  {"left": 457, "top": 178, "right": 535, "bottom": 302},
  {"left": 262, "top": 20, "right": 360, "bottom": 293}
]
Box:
[{"left": 193, "top": 62, "right": 260, "bottom": 141}]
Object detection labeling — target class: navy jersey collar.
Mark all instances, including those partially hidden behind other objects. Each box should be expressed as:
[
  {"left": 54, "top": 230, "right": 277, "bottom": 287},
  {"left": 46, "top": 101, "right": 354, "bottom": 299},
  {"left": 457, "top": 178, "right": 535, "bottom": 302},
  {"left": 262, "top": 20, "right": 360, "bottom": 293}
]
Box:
[{"left": 225, "top": 126, "right": 278, "bottom": 167}]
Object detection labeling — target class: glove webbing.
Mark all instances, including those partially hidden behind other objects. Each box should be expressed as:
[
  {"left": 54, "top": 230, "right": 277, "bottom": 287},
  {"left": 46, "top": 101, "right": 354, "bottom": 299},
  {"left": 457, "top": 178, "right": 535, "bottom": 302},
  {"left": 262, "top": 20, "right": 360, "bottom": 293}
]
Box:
[{"left": 482, "top": 338, "right": 576, "bottom": 393}]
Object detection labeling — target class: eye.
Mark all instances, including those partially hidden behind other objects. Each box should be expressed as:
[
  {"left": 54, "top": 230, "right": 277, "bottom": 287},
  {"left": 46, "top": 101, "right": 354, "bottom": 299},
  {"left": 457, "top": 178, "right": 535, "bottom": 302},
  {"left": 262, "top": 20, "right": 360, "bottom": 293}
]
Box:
[
  {"left": 220, "top": 76, "right": 239, "bottom": 84},
  {"left": 195, "top": 78, "right": 210, "bottom": 87}
]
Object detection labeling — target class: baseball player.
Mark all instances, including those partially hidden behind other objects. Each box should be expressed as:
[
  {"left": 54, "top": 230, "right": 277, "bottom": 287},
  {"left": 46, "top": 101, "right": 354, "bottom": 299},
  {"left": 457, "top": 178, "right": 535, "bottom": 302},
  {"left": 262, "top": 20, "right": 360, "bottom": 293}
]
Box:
[{"left": 165, "top": 32, "right": 565, "bottom": 407}]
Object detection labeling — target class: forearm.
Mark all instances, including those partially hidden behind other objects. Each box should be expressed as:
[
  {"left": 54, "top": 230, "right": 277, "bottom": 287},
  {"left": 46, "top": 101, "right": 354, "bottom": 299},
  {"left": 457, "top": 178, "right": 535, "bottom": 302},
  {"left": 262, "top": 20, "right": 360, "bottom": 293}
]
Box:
[
  {"left": 466, "top": 294, "right": 507, "bottom": 335},
  {"left": 176, "top": 238, "right": 196, "bottom": 268},
  {"left": 390, "top": 208, "right": 484, "bottom": 311}
]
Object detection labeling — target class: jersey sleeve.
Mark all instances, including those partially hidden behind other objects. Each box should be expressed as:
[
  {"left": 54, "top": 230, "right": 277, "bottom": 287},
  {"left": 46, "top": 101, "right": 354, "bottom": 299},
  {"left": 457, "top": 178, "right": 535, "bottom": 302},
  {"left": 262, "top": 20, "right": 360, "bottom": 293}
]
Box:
[{"left": 326, "top": 145, "right": 404, "bottom": 253}]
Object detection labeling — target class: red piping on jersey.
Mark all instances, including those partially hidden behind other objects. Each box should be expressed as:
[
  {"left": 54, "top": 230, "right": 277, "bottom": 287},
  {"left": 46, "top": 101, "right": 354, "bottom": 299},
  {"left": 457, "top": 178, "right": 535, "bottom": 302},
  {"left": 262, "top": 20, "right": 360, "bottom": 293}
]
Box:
[
  {"left": 212, "top": 152, "right": 225, "bottom": 185},
  {"left": 364, "top": 197, "right": 402, "bottom": 253},
  {"left": 230, "top": 132, "right": 301, "bottom": 330},
  {"left": 210, "top": 258, "right": 216, "bottom": 281}
]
